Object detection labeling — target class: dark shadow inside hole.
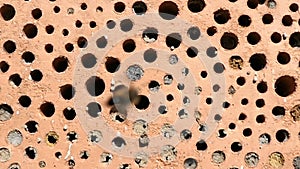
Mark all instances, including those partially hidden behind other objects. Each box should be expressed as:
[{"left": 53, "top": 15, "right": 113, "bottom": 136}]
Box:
[
  {"left": 40, "top": 102, "right": 55, "bottom": 117},
  {"left": 159, "top": 1, "right": 179, "bottom": 20},
  {"left": 23, "top": 24, "right": 38, "bottom": 39},
  {"left": 262, "top": 14, "right": 273, "bottom": 24},
  {"left": 134, "top": 95, "right": 150, "bottom": 110},
  {"left": 52, "top": 56, "right": 69, "bottom": 72},
  {"left": 67, "top": 132, "right": 78, "bottom": 142},
  {"left": 184, "top": 158, "right": 198, "bottom": 169},
  {"left": 247, "top": 32, "right": 261, "bottom": 45},
  {"left": 45, "top": 25, "right": 54, "bottom": 34},
  {"left": 218, "top": 129, "right": 227, "bottom": 138},
  {"left": 289, "top": 32, "right": 300, "bottom": 48},
  {"left": 3, "top": 40, "right": 16, "bottom": 53},
  {"left": 277, "top": 52, "right": 290, "bottom": 65},
  {"left": 32, "top": 8, "right": 42, "bottom": 20},
  {"left": 271, "top": 32, "right": 281, "bottom": 43},
  {"left": 65, "top": 43, "right": 74, "bottom": 52},
  {"left": 214, "top": 9, "right": 231, "bottom": 24},
  {"left": 114, "top": 2, "right": 125, "bottom": 13},
  {"left": 60, "top": 84, "right": 75, "bottom": 100},
  {"left": 238, "top": 113, "right": 247, "bottom": 120},
  {"left": 63, "top": 108, "right": 76, "bottom": 120},
  {"left": 143, "top": 28, "right": 158, "bottom": 42},
  {"left": 238, "top": 15, "right": 251, "bottom": 27},
  {"left": 25, "top": 121, "right": 38, "bottom": 133},
  {"left": 77, "top": 36, "right": 87, "bottom": 48},
  {"left": 257, "top": 81, "right": 268, "bottom": 93},
  {"left": 276, "top": 129, "right": 289, "bottom": 142},
  {"left": 81, "top": 53, "right": 97, "bottom": 68},
  {"left": 9, "top": 73, "right": 22, "bottom": 86},
  {"left": 236, "top": 76, "right": 246, "bottom": 86},
  {"left": 207, "top": 26, "right": 217, "bottom": 36},
  {"left": 105, "top": 57, "right": 120, "bottom": 73},
  {"left": 186, "top": 47, "right": 198, "bottom": 58},
  {"left": 247, "top": 0, "right": 259, "bottom": 9},
  {"left": 132, "top": 1, "right": 147, "bottom": 15},
  {"left": 187, "top": 0, "right": 206, "bottom": 13},
  {"left": 0, "top": 4, "right": 15, "bottom": 21},
  {"left": 47, "top": 135, "right": 58, "bottom": 144},
  {"left": 272, "top": 106, "right": 285, "bottom": 117},
  {"left": 25, "top": 147, "right": 36, "bottom": 159},
  {"left": 22, "top": 51, "right": 35, "bottom": 63},
  {"left": 18, "top": 95, "right": 31, "bottom": 107},
  {"left": 85, "top": 76, "right": 105, "bottom": 97},
  {"left": 196, "top": 140, "right": 207, "bottom": 150},
  {"left": 166, "top": 33, "right": 182, "bottom": 50},
  {"left": 282, "top": 15, "right": 293, "bottom": 26},
  {"left": 275, "top": 75, "right": 296, "bottom": 97},
  {"left": 231, "top": 142, "right": 243, "bottom": 152},
  {"left": 123, "top": 39, "right": 136, "bottom": 52},
  {"left": 290, "top": 3, "right": 299, "bottom": 12},
  {"left": 249, "top": 53, "right": 266, "bottom": 71},
  {"left": 0, "top": 61, "right": 9, "bottom": 72},
  {"left": 256, "top": 114, "right": 265, "bottom": 123},
  {"left": 45, "top": 44, "right": 53, "bottom": 53},
  {"left": 30, "top": 69, "right": 43, "bottom": 82},
  {"left": 220, "top": 32, "right": 238, "bottom": 50}
]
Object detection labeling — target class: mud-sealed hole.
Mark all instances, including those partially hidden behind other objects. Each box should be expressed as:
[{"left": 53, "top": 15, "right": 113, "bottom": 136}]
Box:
[
  {"left": 52, "top": 56, "right": 69, "bottom": 73},
  {"left": 290, "top": 104, "right": 300, "bottom": 121},
  {"left": 132, "top": 1, "right": 147, "bottom": 15},
  {"left": 243, "top": 128, "right": 252, "bottom": 137},
  {"left": 166, "top": 33, "right": 182, "bottom": 50},
  {"left": 276, "top": 129, "right": 289, "bottom": 142},
  {"left": 212, "top": 150, "right": 226, "bottom": 164},
  {"left": 133, "top": 120, "right": 148, "bottom": 135},
  {"left": 22, "top": 51, "right": 35, "bottom": 63},
  {"left": 257, "top": 81, "right": 268, "bottom": 93},
  {"left": 207, "top": 26, "right": 217, "bottom": 36},
  {"left": 139, "top": 134, "right": 149, "bottom": 147},
  {"left": 7, "top": 129, "right": 23, "bottom": 146},
  {"left": 161, "top": 123, "right": 176, "bottom": 138},
  {"left": 187, "top": 0, "right": 206, "bottom": 13},
  {"left": 25, "top": 146, "right": 37, "bottom": 159},
  {"left": 249, "top": 53, "right": 266, "bottom": 71},
  {"left": 293, "top": 156, "right": 300, "bottom": 168},
  {"left": 214, "top": 9, "right": 231, "bottom": 24},
  {"left": 81, "top": 53, "right": 97, "bottom": 68},
  {"left": 23, "top": 24, "right": 38, "bottom": 39},
  {"left": 88, "top": 130, "right": 102, "bottom": 143},
  {"left": 3, "top": 40, "right": 16, "bottom": 53},
  {"left": 159, "top": 1, "right": 179, "bottom": 20},
  {"left": 269, "top": 152, "right": 284, "bottom": 168},
  {"left": 259, "top": 133, "right": 271, "bottom": 144},
  {"left": 142, "top": 28, "right": 158, "bottom": 43},
  {"left": 85, "top": 76, "right": 105, "bottom": 96},
  {"left": 247, "top": 32, "right": 261, "bottom": 45},
  {"left": 40, "top": 102, "right": 55, "bottom": 117},
  {"left": 282, "top": 15, "right": 293, "bottom": 26},
  {"left": 229, "top": 55, "right": 243, "bottom": 70},
  {"left": 67, "top": 131, "right": 78, "bottom": 142},
  {"left": 160, "top": 145, "right": 177, "bottom": 163},
  {"left": 114, "top": 2, "right": 125, "bottom": 13},
  {"left": 220, "top": 32, "right": 238, "bottom": 50},
  {"left": 9, "top": 73, "right": 22, "bottom": 86},
  {"left": 87, "top": 102, "right": 102, "bottom": 118},
  {"left": 63, "top": 107, "right": 76, "bottom": 120},
  {"left": 39, "top": 161, "right": 46, "bottom": 168},
  {"left": 184, "top": 157, "right": 198, "bottom": 169},
  {"left": 25, "top": 120, "right": 38, "bottom": 133},
  {"left": 100, "top": 152, "right": 113, "bottom": 163},
  {"left": 245, "top": 152, "right": 259, "bottom": 167},
  {"left": 238, "top": 15, "right": 251, "bottom": 27},
  {"left": 196, "top": 139, "right": 207, "bottom": 150},
  {"left": 46, "top": 131, "right": 59, "bottom": 146},
  {"left": 18, "top": 95, "right": 31, "bottom": 107},
  {"left": 77, "top": 36, "right": 87, "bottom": 48},
  {"left": 0, "top": 147, "right": 10, "bottom": 162},
  {"left": 274, "top": 75, "right": 296, "bottom": 97},
  {"left": 0, "top": 103, "right": 13, "bottom": 121},
  {"left": 105, "top": 57, "right": 120, "bottom": 73},
  {"left": 289, "top": 32, "right": 300, "bottom": 48}
]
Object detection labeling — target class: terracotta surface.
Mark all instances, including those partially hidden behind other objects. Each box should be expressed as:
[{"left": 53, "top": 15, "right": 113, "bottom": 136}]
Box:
[{"left": 0, "top": 0, "right": 300, "bottom": 168}]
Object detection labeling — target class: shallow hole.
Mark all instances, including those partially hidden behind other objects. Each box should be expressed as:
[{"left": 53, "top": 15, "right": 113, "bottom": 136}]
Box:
[
  {"left": 259, "top": 133, "right": 271, "bottom": 144},
  {"left": 212, "top": 150, "right": 226, "bottom": 164},
  {"left": 275, "top": 75, "right": 296, "bottom": 97},
  {"left": 188, "top": 26, "right": 201, "bottom": 40},
  {"left": 159, "top": 1, "right": 179, "bottom": 20},
  {"left": 142, "top": 27, "right": 158, "bottom": 43},
  {"left": 112, "top": 137, "right": 126, "bottom": 148},
  {"left": 40, "top": 102, "right": 55, "bottom": 117},
  {"left": 96, "top": 36, "right": 107, "bottom": 48},
  {"left": 245, "top": 152, "right": 259, "bottom": 167},
  {"left": 88, "top": 130, "right": 102, "bottom": 143},
  {"left": 106, "top": 20, "right": 116, "bottom": 29}
]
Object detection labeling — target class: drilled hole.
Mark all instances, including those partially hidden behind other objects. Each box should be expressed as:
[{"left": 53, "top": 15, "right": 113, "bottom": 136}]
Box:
[
  {"left": 45, "top": 25, "right": 54, "bottom": 34},
  {"left": 87, "top": 102, "right": 102, "bottom": 118},
  {"left": 0, "top": 61, "right": 9, "bottom": 73},
  {"left": 276, "top": 129, "right": 289, "bottom": 142},
  {"left": 214, "top": 9, "right": 231, "bottom": 24},
  {"left": 60, "top": 84, "right": 75, "bottom": 100},
  {"left": 275, "top": 75, "right": 296, "bottom": 97},
  {"left": 23, "top": 24, "right": 38, "bottom": 39},
  {"left": 32, "top": 8, "right": 42, "bottom": 20},
  {"left": 18, "top": 95, "right": 31, "bottom": 107},
  {"left": 238, "top": 15, "right": 251, "bottom": 27},
  {"left": 257, "top": 81, "right": 268, "bottom": 93},
  {"left": 187, "top": 0, "right": 206, "bottom": 13},
  {"left": 159, "top": 1, "right": 179, "bottom": 20},
  {"left": 40, "top": 102, "right": 55, "bottom": 117},
  {"left": 166, "top": 33, "right": 182, "bottom": 50},
  {"left": 271, "top": 32, "right": 281, "bottom": 43},
  {"left": 290, "top": 3, "right": 299, "bottom": 12},
  {"left": 123, "top": 39, "right": 136, "bottom": 52},
  {"left": 134, "top": 95, "right": 150, "bottom": 110},
  {"left": 9, "top": 73, "right": 22, "bottom": 86},
  {"left": 3, "top": 40, "right": 16, "bottom": 53},
  {"left": 247, "top": 0, "right": 259, "bottom": 9},
  {"left": 220, "top": 32, "right": 238, "bottom": 50},
  {"left": 262, "top": 14, "right": 273, "bottom": 24},
  {"left": 77, "top": 36, "right": 87, "bottom": 48},
  {"left": 0, "top": 4, "right": 15, "bottom": 21},
  {"left": 277, "top": 52, "right": 290, "bottom": 65},
  {"left": 105, "top": 57, "right": 120, "bottom": 73},
  {"left": 52, "top": 56, "right": 69, "bottom": 73},
  {"left": 85, "top": 76, "right": 105, "bottom": 97},
  {"left": 231, "top": 142, "right": 243, "bottom": 152},
  {"left": 256, "top": 114, "right": 265, "bottom": 123},
  {"left": 247, "top": 32, "right": 261, "bottom": 45},
  {"left": 289, "top": 32, "right": 300, "bottom": 47},
  {"left": 132, "top": 1, "right": 147, "bottom": 15},
  {"left": 282, "top": 15, "right": 293, "bottom": 26},
  {"left": 207, "top": 26, "right": 217, "bottom": 36},
  {"left": 114, "top": 2, "right": 125, "bottom": 13},
  {"left": 30, "top": 69, "right": 43, "bottom": 82},
  {"left": 63, "top": 107, "right": 76, "bottom": 120},
  {"left": 45, "top": 44, "right": 53, "bottom": 53},
  {"left": 25, "top": 121, "right": 38, "bottom": 133},
  {"left": 249, "top": 53, "right": 266, "bottom": 71},
  {"left": 272, "top": 106, "right": 285, "bottom": 117},
  {"left": 25, "top": 146, "right": 37, "bottom": 159},
  {"left": 196, "top": 139, "right": 207, "bottom": 151}
]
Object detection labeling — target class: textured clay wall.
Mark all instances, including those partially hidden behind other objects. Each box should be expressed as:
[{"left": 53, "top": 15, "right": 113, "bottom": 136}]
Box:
[{"left": 0, "top": 0, "right": 300, "bottom": 168}]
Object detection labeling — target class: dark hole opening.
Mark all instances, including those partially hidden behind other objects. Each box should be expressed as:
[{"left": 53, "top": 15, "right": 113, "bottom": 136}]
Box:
[
  {"left": 105, "top": 57, "right": 120, "bottom": 73},
  {"left": 60, "top": 84, "right": 75, "bottom": 100},
  {"left": 220, "top": 32, "right": 238, "bottom": 50},
  {"left": 134, "top": 95, "right": 150, "bottom": 110},
  {"left": 231, "top": 142, "right": 243, "bottom": 152},
  {"left": 271, "top": 32, "right": 282, "bottom": 43},
  {"left": 239, "top": 113, "right": 247, "bottom": 120},
  {"left": 132, "top": 1, "right": 147, "bottom": 15},
  {"left": 196, "top": 140, "right": 207, "bottom": 150},
  {"left": 166, "top": 33, "right": 182, "bottom": 50},
  {"left": 40, "top": 102, "right": 55, "bottom": 117},
  {"left": 25, "top": 121, "right": 38, "bottom": 133},
  {"left": 63, "top": 108, "right": 76, "bottom": 120},
  {"left": 18, "top": 95, "right": 31, "bottom": 107},
  {"left": 277, "top": 52, "right": 290, "bottom": 65},
  {"left": 290, "top": 3, "right": 299, "bottom": 12},
  {"left": 65, "top": 43, "right": 74, "bottom": 52},
  {"left": 214, "top": 9, "right": 231, "bottom": 24},
  {"left": 257, "top": 81, "right": 268, "bottom": 93},
  {"left": 123, "top": 39, "right": 136, "bottom": 52},
  {"left": 236, "top": 76, "right": 246, "bottom": 86},
  {"left": 247, "top": 32, "right": 261, "bottom": 45},
  {"left": 249, "top": 53, "right": 266, "bottom": 71},
  {"left": 275, "top": 75, "right": 296, "bottom": 97},
  {"left": 289, "top": 32, "right": 300, "bottom": 48},
  {"left": 45, "top": 44, "right": 53, "bottom": 53},
  {"left": 77, "top": 36, "right": 87, "bottom": 48},
  {"left": 207, "top": 26, "right": 217, "bottom": 36},
  {"left": 22, "top": 51, "right": 35, "bottom": 63},
  {"left": 262, "top": 14, "right": 273, "bottom": 24},
  {"left": 187, "top": 0, "right": 206, "bottom": 13},
  {"left": 276, "top": 129, "right": 289, "bottom": 142},
  {"left": 114, "top": 2, "right": 125, "bottom": 13},
  {"left": 247, "top": 0, "right": 259, "bottom": 9},
  {"left": 32, "top": 8, "right": 42, "bottom": 20},
  {"left": 52, "top": 56, "right": 69, "bottom": 72},
  {"left": 23, "top": 24, "right": 38, "bottom": 39},
  {"left": 45, "top": 25, "right": 54, "bottom": 34},
  {"left": 159, "top": 1, "right": 179, "bottom": 20},
  {"left": 255, "top": 99, "right": 265, "bottom": 108},
  {"left": 85, "top": 76, "right": 105, "bottom": 97},
  {"left": 25, "top": 147, "right": 36, "bottom": 159},
  {"left": 282, "top": 15, "right": 293, "bottom": 26},
  {"left": 0, "top": 61, "right": 9, "bottom": 72},
  {"left": 272, "top": 106, "right": 285, "bottom": 117},
  {"left": 0, "top": 4, "right": 15, "bottom": 21},
  {"left": 9, "top": 73, "right": 22, "bottom": 86},
  {"left": 256, "top": 114, "right": 265, "bottom": 123},
  {"left": 238, "top": 15, "right": 251, "bottom": 27},
  {"left": 3, "top": 40, "right": 16, "bottom": 53},
  {"left": 30, "top": 69, "right": 43, "bottom": 82},
  {"left": 186, "top": 47, "right": 198, "bottom": 58}
]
